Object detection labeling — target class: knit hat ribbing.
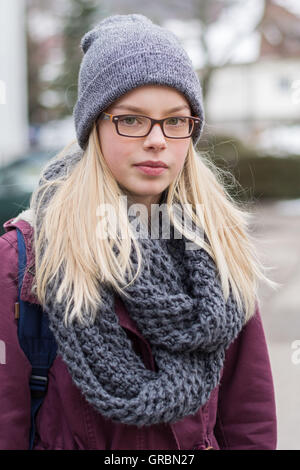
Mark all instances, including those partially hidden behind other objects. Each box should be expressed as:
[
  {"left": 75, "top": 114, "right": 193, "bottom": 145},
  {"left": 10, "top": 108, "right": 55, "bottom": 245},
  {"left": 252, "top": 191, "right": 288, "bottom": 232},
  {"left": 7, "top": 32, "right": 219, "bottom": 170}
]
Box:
[{"left": 73, "top": 14, "right": 205, "bottom": 149}]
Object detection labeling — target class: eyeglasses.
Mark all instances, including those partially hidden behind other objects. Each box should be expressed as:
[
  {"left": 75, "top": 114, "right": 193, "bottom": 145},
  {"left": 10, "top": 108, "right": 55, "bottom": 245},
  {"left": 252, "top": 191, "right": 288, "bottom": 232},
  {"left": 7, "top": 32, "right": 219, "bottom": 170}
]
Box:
[{"left": 99, "top": 112, "right": 201, "bottom": 139}]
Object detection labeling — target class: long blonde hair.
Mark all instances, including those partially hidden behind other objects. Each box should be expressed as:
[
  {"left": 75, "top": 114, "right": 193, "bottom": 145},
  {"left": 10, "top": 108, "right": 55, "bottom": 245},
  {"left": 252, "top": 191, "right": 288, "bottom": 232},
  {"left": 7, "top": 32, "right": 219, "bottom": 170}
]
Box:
[{"left": 31, "top": 122, "right": 277, "bottom": 325}]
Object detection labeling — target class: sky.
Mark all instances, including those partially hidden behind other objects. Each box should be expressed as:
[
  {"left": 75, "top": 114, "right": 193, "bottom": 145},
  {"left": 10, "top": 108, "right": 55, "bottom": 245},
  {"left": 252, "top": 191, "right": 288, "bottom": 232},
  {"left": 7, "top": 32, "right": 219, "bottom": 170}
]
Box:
[
  {"left": 28, "top": 0, "right": 300, "bottom": 69},
  {"left": 164, "top": 0, "right": 265, "bottom": 68},
  {"left": 275, "top": 0, "right": 300, "bottom": 15},
  {"left": 163, "top": 0, "right": 300, "bottom": 69}
]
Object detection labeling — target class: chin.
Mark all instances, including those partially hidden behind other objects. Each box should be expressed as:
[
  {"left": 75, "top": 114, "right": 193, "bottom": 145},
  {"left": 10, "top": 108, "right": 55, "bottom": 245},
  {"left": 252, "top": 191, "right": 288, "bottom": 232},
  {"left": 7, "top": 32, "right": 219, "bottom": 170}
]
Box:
[{"left": 129, "top": 185, "right": 165, "bottom": 196}]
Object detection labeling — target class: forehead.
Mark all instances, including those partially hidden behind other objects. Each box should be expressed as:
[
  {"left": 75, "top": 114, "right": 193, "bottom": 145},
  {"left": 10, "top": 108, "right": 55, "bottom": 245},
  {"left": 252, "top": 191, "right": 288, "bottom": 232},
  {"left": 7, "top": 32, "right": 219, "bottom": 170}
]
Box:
[{"left": 108, "top": 85, "right": 191, "bottom": 112}]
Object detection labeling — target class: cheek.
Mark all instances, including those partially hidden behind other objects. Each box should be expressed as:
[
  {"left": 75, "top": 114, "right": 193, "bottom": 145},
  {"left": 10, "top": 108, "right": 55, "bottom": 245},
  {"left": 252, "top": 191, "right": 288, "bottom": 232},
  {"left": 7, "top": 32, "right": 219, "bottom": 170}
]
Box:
[
  {"left": 171, "top": 142, "right": 189, "bottom": 173},
  {"left": 99, "top": 130, "right": 130, "bottom": 173},
  {"left": 104, "top": 146, "right": 124, "bottom": 173}
]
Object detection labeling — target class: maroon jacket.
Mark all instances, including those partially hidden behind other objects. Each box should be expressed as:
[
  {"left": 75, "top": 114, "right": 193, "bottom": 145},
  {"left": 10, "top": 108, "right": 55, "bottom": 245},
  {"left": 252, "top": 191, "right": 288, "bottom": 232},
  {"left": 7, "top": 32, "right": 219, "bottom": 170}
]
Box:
[{"left": 0, "top": 218, "right": 277, "bottom": 450}]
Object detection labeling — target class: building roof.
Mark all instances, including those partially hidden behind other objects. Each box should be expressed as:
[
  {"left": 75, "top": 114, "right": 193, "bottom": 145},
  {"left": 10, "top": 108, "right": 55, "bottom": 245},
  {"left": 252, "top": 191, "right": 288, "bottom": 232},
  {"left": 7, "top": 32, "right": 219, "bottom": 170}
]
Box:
[{"left": 258, "top": 0, "right": 300, "bottom": 58}]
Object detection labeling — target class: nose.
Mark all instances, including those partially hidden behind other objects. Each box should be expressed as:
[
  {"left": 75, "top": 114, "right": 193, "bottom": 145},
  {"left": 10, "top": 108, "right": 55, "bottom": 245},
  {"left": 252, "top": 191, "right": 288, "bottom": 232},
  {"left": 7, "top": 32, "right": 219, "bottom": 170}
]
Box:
[{"left": 143, "top": 123, "right": 167, "bottom": 151}]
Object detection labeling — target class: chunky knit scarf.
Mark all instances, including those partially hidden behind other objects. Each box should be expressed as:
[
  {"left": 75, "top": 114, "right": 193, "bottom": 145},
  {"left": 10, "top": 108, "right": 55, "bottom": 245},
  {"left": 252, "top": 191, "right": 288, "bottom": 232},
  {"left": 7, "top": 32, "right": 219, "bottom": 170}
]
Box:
[{"left": 35, "top": 147, "right": 245, "bottom": 427}]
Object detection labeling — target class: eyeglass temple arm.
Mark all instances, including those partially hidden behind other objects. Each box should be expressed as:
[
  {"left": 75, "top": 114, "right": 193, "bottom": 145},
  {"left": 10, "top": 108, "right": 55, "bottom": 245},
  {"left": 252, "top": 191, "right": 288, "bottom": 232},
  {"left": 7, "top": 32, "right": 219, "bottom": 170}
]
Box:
[{"left": 99, "top": 112, "right": 113, "bottom": 122}]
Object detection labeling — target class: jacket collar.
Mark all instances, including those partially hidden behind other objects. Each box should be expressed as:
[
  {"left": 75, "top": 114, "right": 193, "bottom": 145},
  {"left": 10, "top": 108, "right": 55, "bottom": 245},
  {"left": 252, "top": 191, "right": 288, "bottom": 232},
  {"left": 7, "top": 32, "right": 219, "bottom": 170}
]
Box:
[{"left": 4, "top": 216, "right": 38, "bottom": 304}]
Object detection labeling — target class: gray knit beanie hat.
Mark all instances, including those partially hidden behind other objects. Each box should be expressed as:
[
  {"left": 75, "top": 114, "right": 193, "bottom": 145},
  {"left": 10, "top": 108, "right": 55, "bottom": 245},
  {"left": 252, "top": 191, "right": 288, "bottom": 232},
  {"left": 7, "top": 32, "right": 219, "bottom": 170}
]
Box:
[{"left": 73, "top": 14, "right": 205, "bottom": 150}]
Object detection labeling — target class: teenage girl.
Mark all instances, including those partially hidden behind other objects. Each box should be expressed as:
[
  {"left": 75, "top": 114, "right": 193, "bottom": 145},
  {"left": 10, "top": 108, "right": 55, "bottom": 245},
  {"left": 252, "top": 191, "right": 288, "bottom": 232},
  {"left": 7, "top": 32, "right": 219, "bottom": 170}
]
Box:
[{"left": 0, "top": 14, "right": 277, "bottom": 450}]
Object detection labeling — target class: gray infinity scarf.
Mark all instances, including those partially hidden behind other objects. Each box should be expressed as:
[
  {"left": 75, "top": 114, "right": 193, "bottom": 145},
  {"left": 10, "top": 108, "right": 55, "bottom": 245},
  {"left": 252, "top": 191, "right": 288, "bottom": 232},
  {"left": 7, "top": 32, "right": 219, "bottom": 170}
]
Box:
[{"left": 36, "top": 148, "right": 245, "bottom": 427}]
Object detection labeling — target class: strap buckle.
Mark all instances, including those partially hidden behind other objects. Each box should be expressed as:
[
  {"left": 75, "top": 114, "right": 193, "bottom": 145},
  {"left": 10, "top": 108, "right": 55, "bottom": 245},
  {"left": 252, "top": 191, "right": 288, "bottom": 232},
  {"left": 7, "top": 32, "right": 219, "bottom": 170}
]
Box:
[{"left": 29, "top": 374, "right": 48, "bottom": 398}]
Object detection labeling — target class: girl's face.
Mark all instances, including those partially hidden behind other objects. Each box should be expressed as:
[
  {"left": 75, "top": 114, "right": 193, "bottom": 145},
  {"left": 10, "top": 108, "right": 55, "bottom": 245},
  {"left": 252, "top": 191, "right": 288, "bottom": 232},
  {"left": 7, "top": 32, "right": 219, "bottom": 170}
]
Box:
[{"left": 97, "top": 85, "right": 192, "bottom": 209}]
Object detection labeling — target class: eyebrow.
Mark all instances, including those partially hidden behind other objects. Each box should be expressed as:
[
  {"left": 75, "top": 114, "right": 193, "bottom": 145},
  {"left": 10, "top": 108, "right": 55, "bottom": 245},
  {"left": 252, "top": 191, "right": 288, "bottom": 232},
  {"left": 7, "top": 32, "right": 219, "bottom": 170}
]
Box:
[{"left": 112, "top": 104, "right": 191, "bottom": 114}]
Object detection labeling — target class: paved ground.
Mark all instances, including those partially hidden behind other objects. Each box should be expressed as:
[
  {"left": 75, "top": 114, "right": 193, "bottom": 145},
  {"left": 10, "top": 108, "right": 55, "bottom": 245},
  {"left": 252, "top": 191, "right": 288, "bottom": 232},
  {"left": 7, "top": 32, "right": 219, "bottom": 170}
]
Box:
[{"left": 250, "top": 199, "right": 300, "bottom": 450}]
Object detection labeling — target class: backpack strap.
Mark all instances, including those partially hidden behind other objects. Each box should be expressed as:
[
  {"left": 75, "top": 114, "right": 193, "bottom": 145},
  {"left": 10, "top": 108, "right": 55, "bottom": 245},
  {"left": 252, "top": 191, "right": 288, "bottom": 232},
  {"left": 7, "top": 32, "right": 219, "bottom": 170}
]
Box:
[{"left": 16, "top": 228, "right": 57, "bottom": 450}]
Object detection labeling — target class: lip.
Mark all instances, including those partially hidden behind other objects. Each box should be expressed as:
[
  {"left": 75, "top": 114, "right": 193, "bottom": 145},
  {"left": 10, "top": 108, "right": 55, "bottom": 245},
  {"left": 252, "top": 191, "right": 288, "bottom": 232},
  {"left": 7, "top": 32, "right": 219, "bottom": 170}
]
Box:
[
  {"left": 135, "top": 165, "right": 167, "bottom": 175},
  {"left": 134, "top": 160, "right": 168, "bottom": 176},
  {"left": 134, "top": 160, "right": 168, "bottom": 168}
]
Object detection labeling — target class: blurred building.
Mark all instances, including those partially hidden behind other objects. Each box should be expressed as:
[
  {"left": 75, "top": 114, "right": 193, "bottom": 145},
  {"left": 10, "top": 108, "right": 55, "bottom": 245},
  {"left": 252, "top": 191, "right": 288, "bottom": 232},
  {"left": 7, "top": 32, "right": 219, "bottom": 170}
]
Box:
[
  {"left": 259, "top": 0, "right": 300, "bottom": 58},
  {"left": 0, "top": 0, "right": 29, "bottom": 165},
  {"left": 205, "top": 0, "right": 300, "bottom": 151}
]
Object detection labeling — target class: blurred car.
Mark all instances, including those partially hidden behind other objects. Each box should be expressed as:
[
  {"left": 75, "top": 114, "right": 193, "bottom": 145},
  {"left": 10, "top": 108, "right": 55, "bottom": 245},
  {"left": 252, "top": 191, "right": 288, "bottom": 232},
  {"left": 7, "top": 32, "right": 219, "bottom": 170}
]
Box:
[{"left": 0, "top": 148, "right": 59, "bottom": 236}]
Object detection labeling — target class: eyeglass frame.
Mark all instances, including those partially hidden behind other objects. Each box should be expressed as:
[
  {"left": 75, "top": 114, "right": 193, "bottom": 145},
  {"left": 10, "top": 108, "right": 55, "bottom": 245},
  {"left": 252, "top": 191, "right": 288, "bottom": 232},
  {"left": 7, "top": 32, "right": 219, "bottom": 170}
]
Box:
[{"left": 98, "top": 112, "right": 202, "bottom": 139}]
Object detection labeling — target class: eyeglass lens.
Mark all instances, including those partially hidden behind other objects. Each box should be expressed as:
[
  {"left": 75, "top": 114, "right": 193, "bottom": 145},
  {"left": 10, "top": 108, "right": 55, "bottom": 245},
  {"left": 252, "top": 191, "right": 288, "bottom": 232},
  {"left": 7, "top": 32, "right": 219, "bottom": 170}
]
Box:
[{"left": 116, "top": 115, "right": 194, "bottom": 137}]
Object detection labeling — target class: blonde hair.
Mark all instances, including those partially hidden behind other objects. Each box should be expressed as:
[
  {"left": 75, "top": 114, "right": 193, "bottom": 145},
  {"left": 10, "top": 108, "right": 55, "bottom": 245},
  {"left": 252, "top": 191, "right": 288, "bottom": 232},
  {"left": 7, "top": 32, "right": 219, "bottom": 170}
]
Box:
[{"left": 31, "top": 122, "right": 277, "bottom": 326}]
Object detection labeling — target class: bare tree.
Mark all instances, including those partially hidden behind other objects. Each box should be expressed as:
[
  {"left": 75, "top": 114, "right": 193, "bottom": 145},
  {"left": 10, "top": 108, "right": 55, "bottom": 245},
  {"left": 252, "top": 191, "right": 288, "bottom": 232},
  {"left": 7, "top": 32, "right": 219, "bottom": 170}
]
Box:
[{"left": 26, "top": 0, "right": 104, "bottom": 125}]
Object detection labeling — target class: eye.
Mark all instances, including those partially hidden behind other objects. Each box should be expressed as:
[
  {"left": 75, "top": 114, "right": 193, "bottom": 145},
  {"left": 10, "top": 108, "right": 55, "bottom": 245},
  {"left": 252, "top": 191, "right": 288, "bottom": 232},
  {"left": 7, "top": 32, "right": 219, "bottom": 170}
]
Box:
[
  {"left": 119, "top": 116, "right": 141, "bottom": 126},
  {"left": 165, "top": 117, "right": 187, "bottom": 126}
]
